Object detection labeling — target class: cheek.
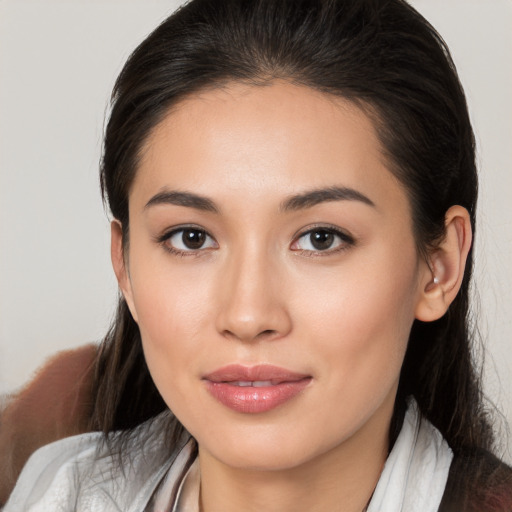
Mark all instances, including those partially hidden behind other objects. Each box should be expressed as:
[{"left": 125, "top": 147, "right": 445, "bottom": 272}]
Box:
[
  {"left": 134, "top": 284, "right": 208, "bottom": 342},
  {"left": 127, "top": 250, "right": 217, "bottom": 374},
  {"left": 130, "top": 266, "right": 215, "bottom": 424},
  {"left": 292, "top": 247, "right": 420, "bottom": 386}
]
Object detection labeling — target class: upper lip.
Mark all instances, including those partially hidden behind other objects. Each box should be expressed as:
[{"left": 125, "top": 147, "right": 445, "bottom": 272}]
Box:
[{"left": 203, "top": 364, "right": 311, "bottom": 384}]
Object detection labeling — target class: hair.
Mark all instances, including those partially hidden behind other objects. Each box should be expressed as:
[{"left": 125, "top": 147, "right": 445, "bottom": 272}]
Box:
[{"left": 92, "top": 0, "right": 494, "bottom": 461}]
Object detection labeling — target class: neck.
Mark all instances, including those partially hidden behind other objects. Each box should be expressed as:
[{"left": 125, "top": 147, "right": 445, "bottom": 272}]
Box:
[{"left": 198, "top": 397, "right": 394, "bottom": 512}]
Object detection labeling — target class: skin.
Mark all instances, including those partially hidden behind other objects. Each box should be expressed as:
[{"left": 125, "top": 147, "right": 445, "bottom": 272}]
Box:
[{"left": 112, "top": 81, "right": 471, "bottom": 512}]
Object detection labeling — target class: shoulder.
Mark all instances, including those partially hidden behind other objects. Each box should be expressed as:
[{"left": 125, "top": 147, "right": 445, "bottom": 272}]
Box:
[
  {"left": 3, "top": 431, "right": 102, "bottom": 511},
  {"left": 3, "top": 413, "right": 179, "bottom": 512},
  {"left": 439, "top": 448, "right": 512, "bottom": 512}
]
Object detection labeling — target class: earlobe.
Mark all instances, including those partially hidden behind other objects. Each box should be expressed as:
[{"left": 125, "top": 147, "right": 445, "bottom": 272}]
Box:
[
  {"left": 415, "top": 206, "right": 472, "bottom": 322},
  {"left": 110, "top": 220, "right": 138, "bottom": 322}
]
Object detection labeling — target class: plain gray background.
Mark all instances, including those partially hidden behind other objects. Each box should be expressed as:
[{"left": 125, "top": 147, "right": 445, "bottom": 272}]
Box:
[{"left": 0, "top": 0, "right": 511, "bottom": 459}]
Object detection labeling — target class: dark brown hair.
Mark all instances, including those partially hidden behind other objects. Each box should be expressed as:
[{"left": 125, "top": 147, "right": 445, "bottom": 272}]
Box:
[{"left": 92, "top": 0, "right": 495, "bottom": 461}]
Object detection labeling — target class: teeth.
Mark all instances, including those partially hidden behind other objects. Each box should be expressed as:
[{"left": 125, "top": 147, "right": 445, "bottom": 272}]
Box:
[
  {"left": 232, "top": 380, "right": 273, "bottom": 387},
  {"left": 253, "top": 380, "right": 273, "bottom": 387}
]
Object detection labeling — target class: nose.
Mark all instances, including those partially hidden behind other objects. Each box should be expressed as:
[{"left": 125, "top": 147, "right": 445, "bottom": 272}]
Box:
[{"left": 215, "top": 247, "right": 292, "bottom": 342}]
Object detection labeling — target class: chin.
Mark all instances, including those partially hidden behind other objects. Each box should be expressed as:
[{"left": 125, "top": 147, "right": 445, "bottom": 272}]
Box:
[
  {"left": 195, "top": 421, "right": 346, "bottom": 472},
  {"left": 209, "top": 445, "right": 317, "bottom": 472}
]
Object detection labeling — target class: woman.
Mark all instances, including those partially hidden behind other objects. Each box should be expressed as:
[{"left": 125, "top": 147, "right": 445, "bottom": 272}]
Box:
[{"left": 4, "top": 0, "right": 512, "bottom": 510}]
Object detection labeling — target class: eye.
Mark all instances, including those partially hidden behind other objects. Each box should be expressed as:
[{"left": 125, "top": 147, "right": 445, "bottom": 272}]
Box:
[
  {"left": 291, "top": 227, "right": 354, "bottom": 253},
  {"left": 163, "top": 227, "right": 217, "bottom": 253}
]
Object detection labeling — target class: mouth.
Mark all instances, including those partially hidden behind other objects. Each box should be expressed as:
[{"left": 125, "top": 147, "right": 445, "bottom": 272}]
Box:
[
  {"left": 227, "top": 380, "right": 276, "bottom": 387},
  {"left": 203, "top": 364, "right": 312, "bottom": 414}
]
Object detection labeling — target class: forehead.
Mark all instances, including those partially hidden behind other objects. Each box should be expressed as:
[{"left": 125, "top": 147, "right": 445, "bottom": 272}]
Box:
[{"left": 132, "top": 81, "right": 408, "bottom": 216}]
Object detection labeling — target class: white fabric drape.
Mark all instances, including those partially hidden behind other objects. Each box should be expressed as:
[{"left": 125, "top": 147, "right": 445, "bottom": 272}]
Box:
[
  {"left": 4, "top": 399, "right": 452, "bottom": 512},
  {"left": 366, "top": 399, "right": 453, "bottom": 512}
]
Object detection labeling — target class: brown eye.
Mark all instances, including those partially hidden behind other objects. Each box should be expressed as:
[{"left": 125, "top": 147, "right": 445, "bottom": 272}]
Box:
[
  {"left": 165, "top": 227, "right": 217, "bottom": 252},
  {"left": 182, "top": 229, "right": 207, "bottom": 249},
  {"left": 310, "top": 230, "right": 335, "bottom": 250},
  {"left": 291, "top": 227, "right": 354, "bottom": 253}
]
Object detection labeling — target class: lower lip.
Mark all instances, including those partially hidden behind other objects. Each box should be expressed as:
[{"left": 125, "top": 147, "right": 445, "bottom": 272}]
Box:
[{"left": 204, "top": 379, "right": 311, "bottom": 413}]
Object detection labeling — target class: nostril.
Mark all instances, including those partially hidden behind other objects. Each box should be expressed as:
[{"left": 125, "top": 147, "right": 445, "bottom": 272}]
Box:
[
  {"left": 257, "top": 329, "right": 278, "bottom": 339},
  {"left": 221, "top": 328, "right": 279, "bottom": 342}
]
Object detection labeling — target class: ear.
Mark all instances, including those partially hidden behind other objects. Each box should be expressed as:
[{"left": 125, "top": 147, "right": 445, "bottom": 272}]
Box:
[
  {"left": 110, "top": 220, "right": 138, "bottom": 323},
  {"left": 415, "top": 205, "right": 472, "bottom": 322}
]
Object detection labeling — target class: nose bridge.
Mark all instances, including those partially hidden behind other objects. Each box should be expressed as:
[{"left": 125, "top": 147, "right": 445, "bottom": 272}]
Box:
[{"left": 216, "top": 239, "right": 291, "bottom": 341}]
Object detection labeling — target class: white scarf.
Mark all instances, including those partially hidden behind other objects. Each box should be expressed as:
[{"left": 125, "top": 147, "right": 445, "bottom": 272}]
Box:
[{"left": 367, "top": 399, "right": 453, "bottom": 512}]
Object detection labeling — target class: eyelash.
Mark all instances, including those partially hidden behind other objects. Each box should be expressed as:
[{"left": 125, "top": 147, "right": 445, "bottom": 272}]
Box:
[
  {"left": 156, "top": 224, "right": 355, "bottom": 257},
  {"left": 290, "top": 225, "right": 355, "bottom": 257},
  {"left": 156, "top": 225, "right": 218, "bottom": 258}
]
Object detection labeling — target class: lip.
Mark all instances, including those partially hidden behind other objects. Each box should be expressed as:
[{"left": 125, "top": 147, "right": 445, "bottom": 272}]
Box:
[{"left": 203, "top": 364, "right": 312, "bottom": 414}]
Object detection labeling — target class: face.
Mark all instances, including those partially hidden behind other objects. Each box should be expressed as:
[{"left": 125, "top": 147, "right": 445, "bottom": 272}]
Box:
[{"left": 115, "top": 81, "right": 431, "bottom": 472}]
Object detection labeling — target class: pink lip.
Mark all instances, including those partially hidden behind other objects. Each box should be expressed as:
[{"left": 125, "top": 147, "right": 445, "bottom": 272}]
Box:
[{"left": 203, "top": 364, "right": 312, "bottom": 414}]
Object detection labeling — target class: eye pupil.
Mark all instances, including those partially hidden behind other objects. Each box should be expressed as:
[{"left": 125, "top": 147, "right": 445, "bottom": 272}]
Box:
[
  {"left": 311, "top": 230, "right": 334, "bottom": 250},
  {"left": 182, "top": 229, "right": 206, "bottom": 249}
]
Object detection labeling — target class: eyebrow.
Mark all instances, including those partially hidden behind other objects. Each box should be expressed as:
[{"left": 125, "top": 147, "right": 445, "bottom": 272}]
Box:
[
  {"left": 144, "top": 185, "right": 374, "bottom": 214},
  {"left": 145, "top": 190, "right": 219, "bottom": 213},
  {"left": 280, "top": 186, "right": 375, "bottom": 211}
]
